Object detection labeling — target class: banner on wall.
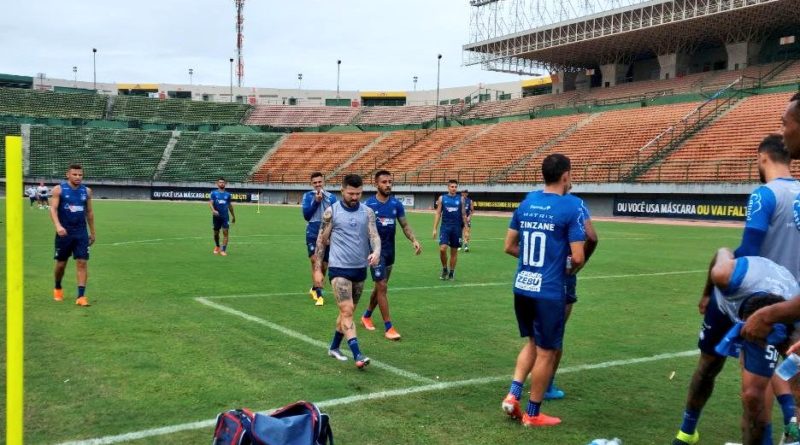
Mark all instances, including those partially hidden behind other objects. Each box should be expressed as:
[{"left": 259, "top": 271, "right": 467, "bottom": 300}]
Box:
[
  {"left": 613, "top": 196, "right": 747, "bottom": 221},
  {"left": 151, "top": 187, "right": 258, "bottom": 202}
]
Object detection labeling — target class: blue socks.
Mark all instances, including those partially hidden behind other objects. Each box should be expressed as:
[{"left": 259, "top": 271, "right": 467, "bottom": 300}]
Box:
[
  {"left": 778, "top": 394, "right": 795, "bottom": 425},
  {"left": 384, "top": 321, "right": 393, "bottom": 331},
  {"left": 762, "top": 423, "right": 772, "bottom": 445},
  {"left": 222, "top": 245, "right": 227, "bottom": 252},
  {"left": 347, "top": 338, "right": 362, "bottom": 358},
  {"left": 330, "top": 331, "right": 344, "bottom": 350},
  {"left": 363, "top": 309, "right": 373, "bottom": 318},
  {"left": 526, "top": 400, "right": 541, "bottom": 417},
  {"left": 55, "top": 280, "right": 62, "bottom": 289},
  {"left": 509, "top": 380, "right": 523, "bottom": 400},
  {"left": 78, "top": 286, "right": 86, "bottom": 297},
  {"left": 680, "top": 409, "right": 701, "bottom": 435}
]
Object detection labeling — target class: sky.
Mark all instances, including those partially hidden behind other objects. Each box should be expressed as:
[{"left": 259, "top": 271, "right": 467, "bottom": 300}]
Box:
[{"left": 0, "top": 0, "right": 536, "bottom": 92}]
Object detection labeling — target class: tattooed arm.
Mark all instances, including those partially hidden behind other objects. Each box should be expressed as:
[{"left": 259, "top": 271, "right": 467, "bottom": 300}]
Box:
[
  {"left": 398, "top": 215, "right": 422, "bottom": 255},
  {"left": 366, "top": 208, "right": 381, "bottom": 266},
  {"left": 313, "top": 208, "right": 333, "bottom": 287}
]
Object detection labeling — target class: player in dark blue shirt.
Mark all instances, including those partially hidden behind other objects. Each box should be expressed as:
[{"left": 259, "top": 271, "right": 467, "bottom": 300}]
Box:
[
  {"left": 360, "top": 170, "right": 422, "bottom": 341},
  {"left": 302, "top": 172, "right": 338, "bottom": 306},
  {"left": 501, "top": 154, "right": 585, "bottom": 428},
  {"left": 432, "top": 179, "right": 467, "bottom": 280},
  {"left": 49, "top": 164, "right": 95, "bottom": 307},
  {"left": 460, "top": 189, "right": 473, "bottom": 252},
  {"left": 209, "top": 177, "right": 236, "bottom": 256}
]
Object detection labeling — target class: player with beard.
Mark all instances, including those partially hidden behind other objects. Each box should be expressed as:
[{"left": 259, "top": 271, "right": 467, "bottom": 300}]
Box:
[
  {"left": 210, "top": 177, "right": 236, "bottom": 256},
  {"left": 360, "top": 170, "right": 422, "bottom": 341}
]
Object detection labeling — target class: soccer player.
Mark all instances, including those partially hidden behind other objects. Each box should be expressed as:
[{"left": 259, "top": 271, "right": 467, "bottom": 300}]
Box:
[
  {"left": 674, "top": 135, "right": 800, "bottom": 445},
  {"left": 698, "top": 248, "right": 799, "bottom": 445},
  {"left": 37, "top": 182, "right": 49, "bottom": 208},
  {"left": 302, "top": 172, "right": 337, "bottom": 306},
  {"left": 209, "top": 177, "right": 235, "bottom": 256},
  {"left": 432, "top": 179, "right": 467, "bottom": 280},
  {"left": 460, "top": 189, "right": 473, "bottom": 252},
  {"left": 49, "top": 164, "right": 95, "bottom": 307},
  {"left": 26, "top": 185, "right": 37, "bottom": 207},
  {"left": 501, "top": 153, "right": 586, "bottom": 427},
  {"left": 546, "top": 196, "right": 598, "bottom": 400},
  {"left": 314, "top": 174, "right": 381, "bottom": 369},
  {"left": 360, "top": 170, "right": 422, "bottom": 341},
  {"left": 781, "top": 92, "right": 800, "bottom": 159}
]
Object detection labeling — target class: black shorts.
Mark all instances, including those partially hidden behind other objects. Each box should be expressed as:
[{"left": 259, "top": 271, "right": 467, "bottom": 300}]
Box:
[{"left": 54, "top": 233, "right": 90, "bottom": 261}]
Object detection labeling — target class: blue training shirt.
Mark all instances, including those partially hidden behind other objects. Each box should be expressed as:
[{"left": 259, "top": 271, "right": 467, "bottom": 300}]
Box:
[
  {"left": 464, "top": 197, "right": 473, "bottom": 216},
  {"left": 302, "top": 189, "right": 337, "bottom": 238},
  {"left": 210, "top": 190, "right": 232, "bottom": 218},
  {"left": 57, "top": 181, "right": 89, "bottom": 232},
  {"left": 440, "top": 193, "right": 463, "bottom": 227},
  {"left": 365, "top": 195, "right": 405, "bottom": 257},
  {"left": 510, "top": 191, "right": 585, "bottom": 300}
]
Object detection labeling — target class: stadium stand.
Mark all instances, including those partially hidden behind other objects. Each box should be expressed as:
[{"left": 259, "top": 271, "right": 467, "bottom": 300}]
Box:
[
  {"left": 0, "top": 87, "right": 107, "bottom": 120},
  {"left": 460, "top": 91, "right": 581, "bottom": 119},
  {"left": 503, "top": 101, "right": 702, "bottom": 183},
  {"left": 766, "top": 59, "right": 800, "bottom": 86},
  {"left": 111, "top": 95, "right": 251, "bottom": 125},
  {"left": 421, "top": 115, "right": 583, "bottom": 183},
  {"left": 333, "top": 129, "right": 430, "bottom": 180},
  {"left": 0, "top": 122, "right": 21, "bottom": 176},
  {"left": 357, "top": 105, "right": 452, "bottom": 125},
  {"left": 250, "top": 132, "right": 380, "bottom": 183},
  {"left": 638, "top": 92, "right": 795, "bottom": 183},
  {"left": 244, "top": 105, "right": 359, "bottom": 127},
  {"left": 27, "top": 126, "right": 172, "bottom": 180},
  {"left": 158, "top": 132, "right": 282, "bottom": 183}
]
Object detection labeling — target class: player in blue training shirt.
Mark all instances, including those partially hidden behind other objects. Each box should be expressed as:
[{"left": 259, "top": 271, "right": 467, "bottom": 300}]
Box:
[
  {"left": 360, "top": 170, "right": 422, "bottom": 341},
  {"left": 432, "top": 179, "right": 467, "bottom": 280},
  {"left": 674, "top": 135, "right": 800, "bottom": 445},
  {"left": 686, "top": 249, "right": 800, "bottom": 445},
  {"left": 501, "top": 153, "right": 585, "bottom": 428},
  {"left": 302, "top": 172, "right": 338, "bottom": 306},
  {"left": 49, "top": 164, "right": 95, "bottom": 307},
  {"left": 314, "top": 174, "right": 381, "bottom": 369},
  {"left": 209, "top": 177, "right": 236, "bottom": 256},
  {"left": 546, "top": 195, "right": 598, "bottom": 400},
  {"left": 460, "top": 189, "right": 473, "bottom": 252}
]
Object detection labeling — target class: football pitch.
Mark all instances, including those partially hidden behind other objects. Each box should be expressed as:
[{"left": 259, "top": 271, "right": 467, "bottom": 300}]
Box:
[{"left": 0, "top": 199, "right": 772, "bottom": 444}]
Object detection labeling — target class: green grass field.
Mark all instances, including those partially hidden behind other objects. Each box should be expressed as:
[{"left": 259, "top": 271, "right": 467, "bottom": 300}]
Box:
[{"left": 0, "top": 199, "right": 773, "bottom": 444}]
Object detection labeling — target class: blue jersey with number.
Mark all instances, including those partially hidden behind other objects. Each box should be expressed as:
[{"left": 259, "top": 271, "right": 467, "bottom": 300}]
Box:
[
  {"left": 510, "top": 191, "right": 585, "bottom": 300},
  {"left": 365, "top": 195, "right": 405, "bottom": 257},
  {"left": 57, "top": 181, "right": 89, "bottom": 232},
  {"left": 210, "top": 190, "right": 232, "bottom": 217},
  {"left": 440, "top": 194, "right": 463, "bottom": 227}
]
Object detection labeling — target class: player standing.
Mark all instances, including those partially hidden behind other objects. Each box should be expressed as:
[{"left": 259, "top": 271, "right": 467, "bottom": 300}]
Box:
[
  {"left": 360, "top": 170, "right": 422, "bottom": 341},
  {"left": 314, "top": 174, "right": 381, "bottom": 368},
  {"left": 501, "top": 154, "right": 585, "bottom": 427},
  {"left": 49, "top": 164, "right": 95, "bottom": 307},
  {"left": 210, "top": 177, "right": 235, "bottom": 256},
  {"left": 37, "top": 182, "right": 49, "bottom": 209},
  {"left": 432, "top": 179, "right": 467, "bottom": 280},
  {"left": 302, "top": 172, "right": 337, "bottom": 306},
  {"left": 460, "top": 189, "right": 473, "bottom": 252}
]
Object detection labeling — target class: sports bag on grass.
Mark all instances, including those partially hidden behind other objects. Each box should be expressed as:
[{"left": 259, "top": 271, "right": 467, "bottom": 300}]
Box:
[{"left": 213, "top": 401, "right": 333, "bottom": 445}]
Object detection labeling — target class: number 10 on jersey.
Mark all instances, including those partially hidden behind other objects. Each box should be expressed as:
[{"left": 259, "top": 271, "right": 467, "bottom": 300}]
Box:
[{"left": 521, "top": 231, "right": 546, "bottom": 267}]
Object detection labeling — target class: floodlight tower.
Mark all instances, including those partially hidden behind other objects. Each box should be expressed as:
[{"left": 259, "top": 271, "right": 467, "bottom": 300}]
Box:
[{"left": 235, "top": 0, "right": 245, "bottom": 87}]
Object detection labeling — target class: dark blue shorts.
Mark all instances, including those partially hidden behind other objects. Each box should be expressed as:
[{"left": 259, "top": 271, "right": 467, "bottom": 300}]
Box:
[
  {"left": 54, "top": 233, "right": 90, "bottom": 261},
  {"left": 514, "top": 293, "right": 565, "bottom": 350},
  {"left": 212, "top": 215, "right": 229, "bottom": 231},
  {"left": 370, "top": 252, "right": 395, "bottom": 282},
  {"left": 439, "top": 224, "right": 462, "bottom": 248},
  {"left": 741, "top": 340, "right": 780, "bottom": 378},
  {"left": 698, "top": 294, "right": 735, "bottom": 357},
  {"left": 306, "top": 235, "right": 330, "bottom": 262},
  {"left": 328, "top": 267, "right": 367, "bottom": 283},
  {"left": 565, "top": 274, "right": 578, "bottom": 305}
]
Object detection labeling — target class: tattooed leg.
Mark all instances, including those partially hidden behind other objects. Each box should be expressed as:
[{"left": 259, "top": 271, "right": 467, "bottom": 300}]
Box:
[{"left": 332, "top": 277, "right": 356, "bottom": 340}]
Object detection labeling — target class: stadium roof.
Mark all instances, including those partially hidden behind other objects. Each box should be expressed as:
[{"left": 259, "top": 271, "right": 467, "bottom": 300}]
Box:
[{"left": 464, "top": 0, "right": 800, "bottom": 72}]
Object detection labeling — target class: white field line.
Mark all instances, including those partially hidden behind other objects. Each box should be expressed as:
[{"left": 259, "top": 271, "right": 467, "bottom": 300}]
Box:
[
  {"left": 53, "top": 349, "right": 698, "bottom": 445},
  {"left": 195, "top": 297, "right": 434, "bottom": 384},
  {"left": 203, "top": 269, "right": 706, "bottom": 300}
]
